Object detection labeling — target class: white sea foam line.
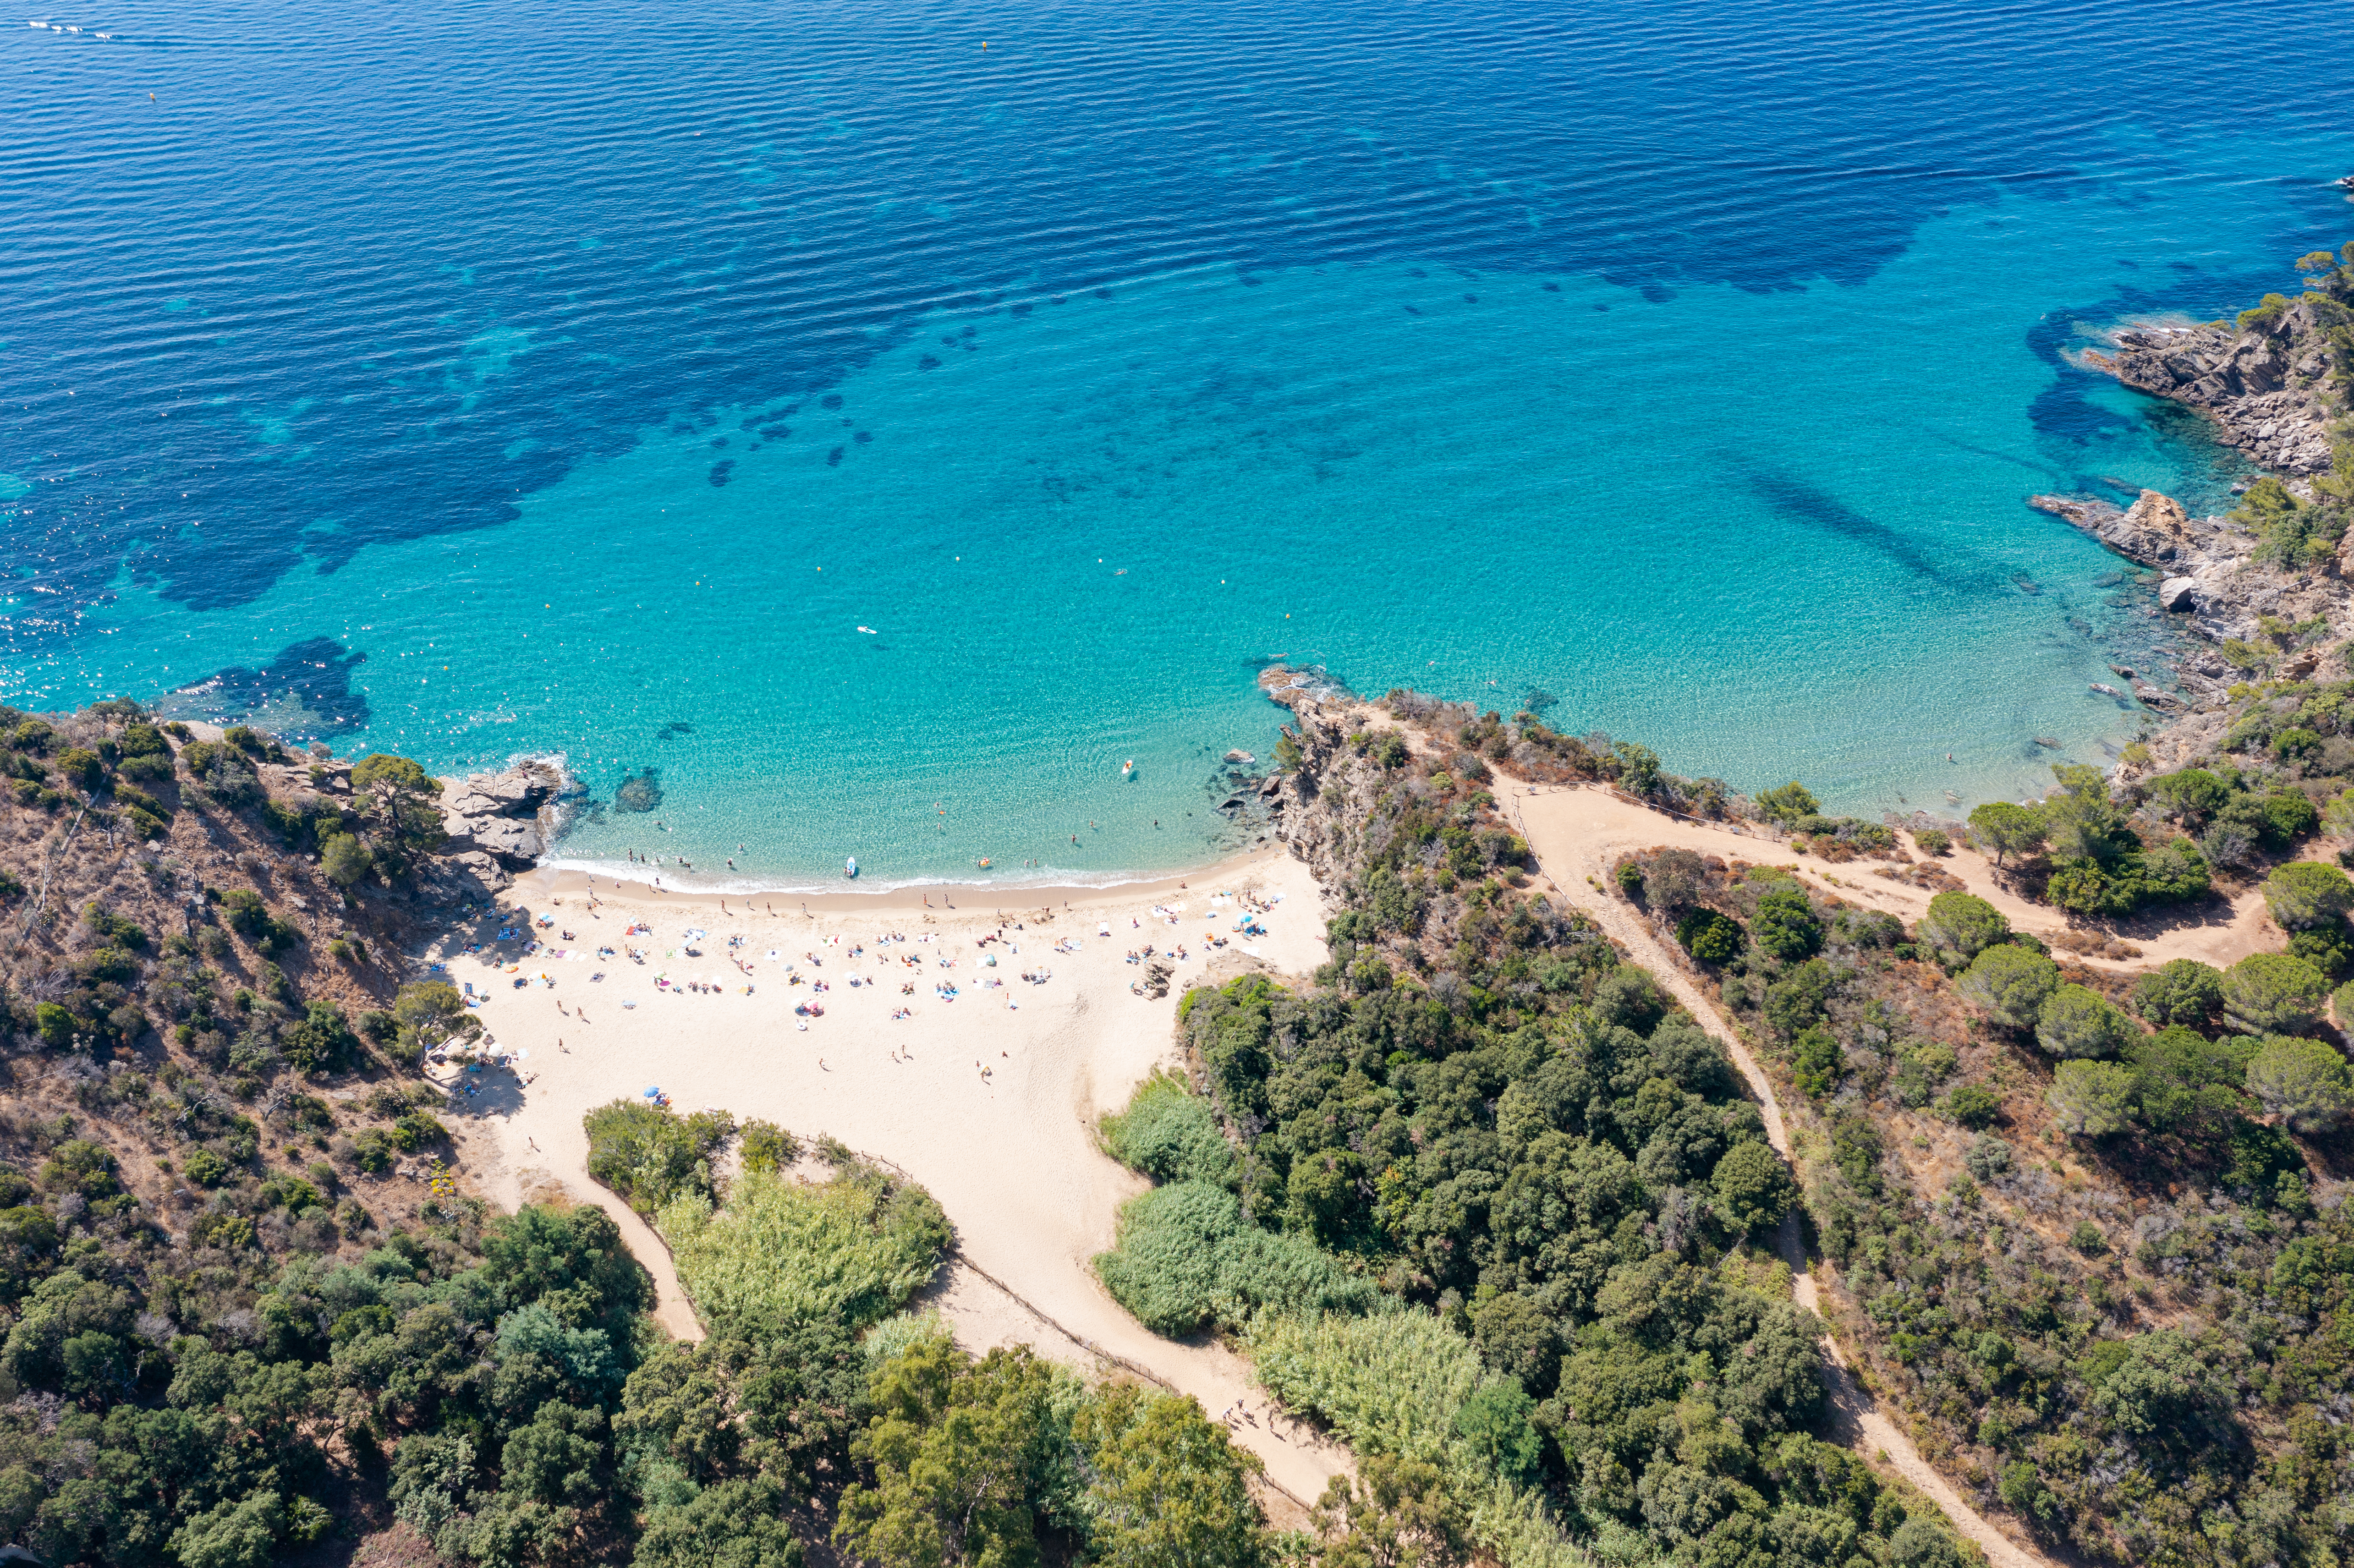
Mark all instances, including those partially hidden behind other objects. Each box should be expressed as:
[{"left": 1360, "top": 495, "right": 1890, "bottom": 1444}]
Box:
[{"left": 537, "top": 854, "right": 1260, "bottom": 898}]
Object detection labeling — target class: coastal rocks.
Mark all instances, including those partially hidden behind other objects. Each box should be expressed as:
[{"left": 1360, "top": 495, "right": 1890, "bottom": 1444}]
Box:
[
  {"left": 2083, "top": 302, "right": 2340, "bottom": 474},
  {"left": 2027, "top": 488, "right": 2195, "bottom": 565},
  {"left": 2032, "top": 481, "right": 2354, "bottom": 734},
  {"left": 1251, "top": 672, "right": 1395, "bottom": 892},
  {"left": 413, "top": 850, "right": 513, "bottom": 905},
  {"left": 441, "top": 757, "right": 571, "bottom": 869}
]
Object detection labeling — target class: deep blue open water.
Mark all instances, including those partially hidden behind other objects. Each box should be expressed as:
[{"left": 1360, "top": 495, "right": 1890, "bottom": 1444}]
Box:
[{"left": 7, "top": 0, "right": 2353, "bottom": 887}]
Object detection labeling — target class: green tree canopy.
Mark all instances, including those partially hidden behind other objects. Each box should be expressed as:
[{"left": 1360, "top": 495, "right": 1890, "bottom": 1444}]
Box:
[
  {"left": 834, "top": 1338, "right": 1065, "bottom": 1568},
  {"left": 2087, "top": 1330, "right": 2234, "bottom": 1445},
  {"left": 2244, "top": 1037, "right": 2354, "bottom": 1133},
  {"left": 2264, "top": 861, "right": 2354, "bottom": 929},
  {"left": 2222, "top": 952, "right": 2329, "bottom": 1036},
  {"left": 1073, "top": 1385, "right": 1268, "bottom": 1568},
  {"left": 1754, "top": 782, "right": 1820, "bottom": 825},
  {"left": 2042, "top": 764, "right": 2134, "bottom": 864},
  {"left": 1450, "top": 1380, "right": 1543, "bottom": 1486},
  {"left": 2049, "top": 1061, "right": 2135, "bottom": 1137},
  {"left": 2035, "top": 984, "right": 2138, "bottom": 1060},
  {"left": 2147, "top": 768, "right": 2230, "bottom": 826},
  {"left": 350, "top": 752, "right": 447, "bottom": 866},
  {"left": 1967, "top": 801, "right": 2046, "bottom": 866},
  {"left": 1916, "top": 892, "right": 2008, "bottom": 964},
  {"left": 2132, "top": 959, "right": 2224, "bottom": 1026},
  {"left": 321, "top": 831, "right": 373, "bottom": 888},
  {"left": 393, "top": 979, "right": 480, "bottom": 1060},
  {"left": 631, "top": 1476, "right": 804, "bottom": 1568},
  {"left": 1305, "top": 1455, "right": 1470, "bottom": 1568},
  {"left": 1955, "top": 943, "right": 2060, "bottom": 1029},
  {"left": 1710, "top": 1142, "right": 1796, "bottom": 1235}
]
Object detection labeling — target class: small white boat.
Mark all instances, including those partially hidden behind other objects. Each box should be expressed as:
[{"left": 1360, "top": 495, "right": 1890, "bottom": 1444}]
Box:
[
  {"left": 1120, "top": 759, "right": 1135, "bottom": 779},
  {"left": 844, "top": 856, "right": 859, "bottom": 879},
  {"left": 857, "top": 625, "right": 877, "bottom": 634}
]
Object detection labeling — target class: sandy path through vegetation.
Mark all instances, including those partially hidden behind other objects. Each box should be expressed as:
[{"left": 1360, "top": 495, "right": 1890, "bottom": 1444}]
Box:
[
  {"left": 1494, "top": 781, "right": 2283, "bottom": 969},
  {"left": 1507, "top": 785, "right": 2060, "bottom": 1568},
  {"left": 435, "top": 850, "right": 1352, "bottom": 1507}
]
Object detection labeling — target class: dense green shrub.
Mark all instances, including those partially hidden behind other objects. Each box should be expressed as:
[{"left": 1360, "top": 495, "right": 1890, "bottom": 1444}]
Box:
[
  {"left": 1101, "top": 1068, "right": 1238, "bottom": 1187},
  {"left": 1790, "top": 1024, "right": 1844, "bottom": 1096},
  {"left": 737, "top": 1119, "right": 798, "bottom": 1175},
  {"left": 1248, "top": 1307, "right": 1488, "bottom": 1464},
  {"left": 52, "top": 746, "right": 102, "bottom": 793},
  {"left": 1093, "top": 1180, "right": 1378, "bottom": 1335},
  {"left": 660, "top": 1162, "right": 949, "bottom": 1338},
  {"left": 1939, "top": 1082, "right": 2000, "bottom": 1128},
  {"left": 584, "top": 1098, "right": 737, "bottom": 1215},
  {"left": 1674, "top": 906, "right": 1743, "bottom": 962},
  {"left": 1750, "top": 884, "right": 1822, "bottom": 960}
]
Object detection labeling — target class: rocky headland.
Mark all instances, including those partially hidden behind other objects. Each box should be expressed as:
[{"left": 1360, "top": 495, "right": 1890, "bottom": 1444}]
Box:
[
  {"left": 2080, "top": 291, "right": 2344, "bottom": 475},
  {"left": 2039, "top": 253, "right": 2352, "bottom": 776},
  {"left": 2025, "top": 485, "right": 2349, "bottom": 772}
]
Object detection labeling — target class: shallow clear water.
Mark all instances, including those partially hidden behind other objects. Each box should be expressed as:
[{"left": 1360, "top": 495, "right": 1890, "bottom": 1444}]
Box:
[{"left": 6, "top": 0, "right": 2352, "bottom": 888}]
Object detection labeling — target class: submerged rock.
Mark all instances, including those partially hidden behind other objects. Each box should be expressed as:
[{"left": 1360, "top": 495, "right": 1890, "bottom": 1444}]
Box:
[{"left": 615, "top": 770, "right": 663, "bottom": 813}]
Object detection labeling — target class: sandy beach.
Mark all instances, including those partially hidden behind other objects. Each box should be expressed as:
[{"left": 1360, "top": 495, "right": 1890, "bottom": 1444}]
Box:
[{"left": 429, "top": 845, "right": 1350, "bottom": 1510}]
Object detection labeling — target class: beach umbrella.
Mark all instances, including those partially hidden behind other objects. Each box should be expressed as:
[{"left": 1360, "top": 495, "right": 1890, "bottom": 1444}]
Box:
[{"left": 644, "top": 1086, "right": 661, "bottom": 1098}]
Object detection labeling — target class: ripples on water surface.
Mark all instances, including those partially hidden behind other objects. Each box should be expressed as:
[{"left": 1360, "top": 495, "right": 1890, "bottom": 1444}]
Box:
[{"left": 7, "top": 0, "right": 2353, "bottom": 885}]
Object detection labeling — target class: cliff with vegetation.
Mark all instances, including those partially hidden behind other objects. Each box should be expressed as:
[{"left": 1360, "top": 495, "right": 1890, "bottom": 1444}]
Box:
[{"left": 0, "top": 699, "right": 691, "bottom": 1563}]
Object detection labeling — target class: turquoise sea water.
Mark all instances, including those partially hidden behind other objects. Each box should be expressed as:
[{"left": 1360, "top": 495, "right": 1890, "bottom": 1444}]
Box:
[{"left": 8, "top": 0, "right": 2354, "bottom": 888}]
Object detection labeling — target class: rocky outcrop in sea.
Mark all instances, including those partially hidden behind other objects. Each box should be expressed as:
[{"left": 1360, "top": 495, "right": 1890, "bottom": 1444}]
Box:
[{"left": 2080, "top": 297, "right": 2341, "bottom": 475}]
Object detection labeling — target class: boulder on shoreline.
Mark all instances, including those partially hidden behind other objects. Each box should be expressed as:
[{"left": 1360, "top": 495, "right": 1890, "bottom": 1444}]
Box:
[{"left": 441, "top": 757, "right": 571, "bottom": 869}]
